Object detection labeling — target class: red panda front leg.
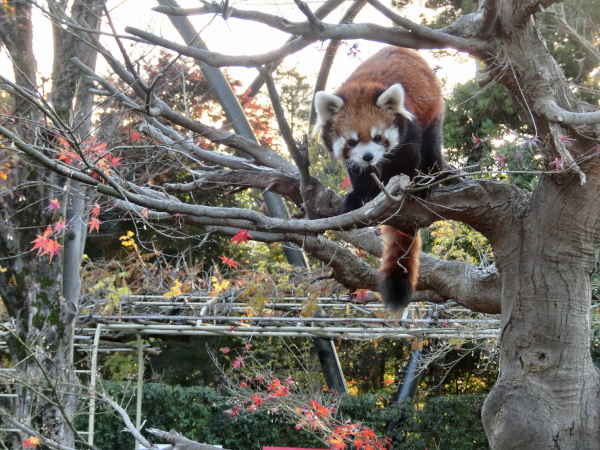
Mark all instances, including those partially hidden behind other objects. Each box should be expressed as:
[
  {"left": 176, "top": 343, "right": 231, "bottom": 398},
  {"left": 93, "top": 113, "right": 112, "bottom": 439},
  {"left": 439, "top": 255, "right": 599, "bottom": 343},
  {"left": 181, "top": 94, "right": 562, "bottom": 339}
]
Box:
[{"left": 340, "top": 167, "right": 380, "bottom": 214}]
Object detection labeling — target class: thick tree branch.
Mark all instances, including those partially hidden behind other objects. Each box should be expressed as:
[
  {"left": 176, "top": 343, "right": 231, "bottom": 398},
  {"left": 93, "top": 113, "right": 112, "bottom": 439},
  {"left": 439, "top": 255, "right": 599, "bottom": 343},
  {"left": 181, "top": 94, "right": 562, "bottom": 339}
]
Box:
[
  {"left": 365, "top": 0, "right": 476, "bottom": 51},
  {"left": 534, "top": 97, "right": 600, "bottom": 126},
  {"left": 146, "top": 429, "right": 228, "bottom": 450},
  {"left": 479, "top": 0, "right": 500, "bottom": 34},
  {"left": 126, "top": 26, "right": 316, "bottom": 68},
  {"left": 417, "top": 255, "right": 501, "bottom": 314},
  {"left": 125, "top": 20, "right": 489, "bottom": 68}
]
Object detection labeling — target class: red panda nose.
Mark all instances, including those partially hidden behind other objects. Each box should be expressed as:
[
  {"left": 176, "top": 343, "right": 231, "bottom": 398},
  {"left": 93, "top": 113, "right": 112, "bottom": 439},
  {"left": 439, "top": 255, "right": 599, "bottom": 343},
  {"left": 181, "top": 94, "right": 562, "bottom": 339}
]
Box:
[{"left": 363, "top": 153, "right": 374, "bottom": 162}]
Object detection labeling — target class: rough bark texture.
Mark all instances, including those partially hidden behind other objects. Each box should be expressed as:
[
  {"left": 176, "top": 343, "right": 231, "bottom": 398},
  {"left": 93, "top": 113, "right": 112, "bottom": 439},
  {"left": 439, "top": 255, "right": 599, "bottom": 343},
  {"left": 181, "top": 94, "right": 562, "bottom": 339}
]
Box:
[{"left": 476, "top": 3, "right": 600, "bottom": 448}]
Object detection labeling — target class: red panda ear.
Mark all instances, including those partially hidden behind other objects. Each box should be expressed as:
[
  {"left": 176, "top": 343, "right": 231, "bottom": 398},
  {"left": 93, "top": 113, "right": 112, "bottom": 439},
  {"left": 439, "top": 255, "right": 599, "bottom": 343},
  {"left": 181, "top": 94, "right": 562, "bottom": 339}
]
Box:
[
  {"left": 311, "top": 91, "right": 344, "bottom": 137},
  {"left": 376, "top": 84, "right": 414, "bottom": 121}
]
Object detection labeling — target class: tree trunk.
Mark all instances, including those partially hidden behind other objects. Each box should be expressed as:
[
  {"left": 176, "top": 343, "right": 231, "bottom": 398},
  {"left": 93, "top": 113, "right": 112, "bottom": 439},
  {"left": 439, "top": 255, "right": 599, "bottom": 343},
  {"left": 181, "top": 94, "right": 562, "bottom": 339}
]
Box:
[
  {"left": 479, "top": 10, "right": 600, "bottom": 448},
  {"left": 0, "top": 1, "right": 103, "bottom": 446}
]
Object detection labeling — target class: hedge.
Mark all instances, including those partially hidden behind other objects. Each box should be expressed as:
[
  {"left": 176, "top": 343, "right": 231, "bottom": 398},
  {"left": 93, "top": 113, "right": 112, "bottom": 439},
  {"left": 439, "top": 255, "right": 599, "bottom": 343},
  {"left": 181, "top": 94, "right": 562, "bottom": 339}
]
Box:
[{"left": 75, "top": 382, "right": 488, "bottom": 449}]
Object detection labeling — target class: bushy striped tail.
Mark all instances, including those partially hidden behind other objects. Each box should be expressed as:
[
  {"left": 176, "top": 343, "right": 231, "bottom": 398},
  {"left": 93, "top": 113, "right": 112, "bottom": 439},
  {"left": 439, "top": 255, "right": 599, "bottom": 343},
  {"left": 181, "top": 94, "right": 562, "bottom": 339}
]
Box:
[{"left": 378, "top": 225, "right": 421, "bottom": 311}]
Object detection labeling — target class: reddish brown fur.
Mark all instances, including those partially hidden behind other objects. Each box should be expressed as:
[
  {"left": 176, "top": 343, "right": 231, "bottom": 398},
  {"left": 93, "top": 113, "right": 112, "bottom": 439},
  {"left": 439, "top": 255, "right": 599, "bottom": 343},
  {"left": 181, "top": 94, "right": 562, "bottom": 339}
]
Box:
[
  {"left": 380, "top": 225, "right": 421, "bottom": 293},
  {"left": 331, "top": 47, "right": 443, "bottom": 158},
  {"left": 339, "top": 48, "right": 436, "bottom": 307},
  {"left": 320, "top": 47, "right": 442, "bottom": 309}
]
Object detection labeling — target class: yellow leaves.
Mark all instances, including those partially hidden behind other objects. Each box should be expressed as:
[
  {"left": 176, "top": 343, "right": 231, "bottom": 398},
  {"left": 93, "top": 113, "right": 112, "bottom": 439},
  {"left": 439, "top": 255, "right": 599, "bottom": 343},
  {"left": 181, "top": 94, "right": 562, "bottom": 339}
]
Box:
[
  {"left": 449, "top": 337, "right": 466, "bottom": 349},
  {"left": 300, "top": 292, "right": 319, "bottom": 317},
  {"left": 164, "top": 279, "right": 192, "bottom": 298},
  {"left": 89, "top": 275, "right": 132, "bottom": 315},
  {"left": 428, "top": 220, "right": 492, "bottom": 265},
  {"left": 411, "top": 339, "right": 429, "bottom": 351},
  {"left": 119, "top": 230, "right": 137, "bottom": 249},
  {"left": 1, "top": 0, "right": 16, "bottom": 16},
  {"left": 23, "top": 436, "right": 41, "bottom": 448},
  {"left": 164, "top": 280, "right": 183, "bottom": 298},
  {"left": 211, "top": 276, "right": 229, "bottom": 295},
  {"left": 0, "top": 264, "right": 6, "bottom": 273}
]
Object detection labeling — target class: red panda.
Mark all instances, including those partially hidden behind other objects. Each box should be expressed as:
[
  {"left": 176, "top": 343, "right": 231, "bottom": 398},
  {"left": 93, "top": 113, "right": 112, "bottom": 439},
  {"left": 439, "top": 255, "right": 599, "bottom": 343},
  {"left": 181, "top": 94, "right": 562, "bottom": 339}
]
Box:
[{"left": 313, "top": 46, "right": 444, "bottom": 310}]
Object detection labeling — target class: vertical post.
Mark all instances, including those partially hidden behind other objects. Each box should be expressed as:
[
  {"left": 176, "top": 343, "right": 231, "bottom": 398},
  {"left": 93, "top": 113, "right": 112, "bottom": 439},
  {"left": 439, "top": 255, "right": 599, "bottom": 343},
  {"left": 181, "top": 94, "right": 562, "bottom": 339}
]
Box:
[
  {"left": 314, "top": 338, "right": 348, "bottom": 394},
  {"left": 157, "top": 0, "right": 346, "bottom": 392},
  {"left": 135, "top": 334, "right": 143, "bottom": 450},
  {"left": 88, "top": 324, "right": 102, "bottom": 446},
  {"left": 158, "top": 0, "right": 307, "bottom": 268},
  {"left": 385, "top": 346, "right": 426, "bottom": 432}
]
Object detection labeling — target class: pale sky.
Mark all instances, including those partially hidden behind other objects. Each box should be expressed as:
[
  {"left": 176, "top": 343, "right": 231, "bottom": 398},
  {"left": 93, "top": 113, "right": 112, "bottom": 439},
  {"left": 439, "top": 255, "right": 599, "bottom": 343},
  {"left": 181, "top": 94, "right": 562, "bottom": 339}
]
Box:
[{"left": 1, "top": 0, "right": 475, "bottom": 100}]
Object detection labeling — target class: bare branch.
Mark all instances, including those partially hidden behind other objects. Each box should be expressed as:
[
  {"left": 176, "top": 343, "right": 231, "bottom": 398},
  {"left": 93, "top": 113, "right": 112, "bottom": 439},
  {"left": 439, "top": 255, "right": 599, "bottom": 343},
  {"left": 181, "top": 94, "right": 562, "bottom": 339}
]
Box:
[
  {"left": 258, "top": 66, "right": 318, "bottom": 218},
  {"left": 126, "top": 26, "right": 316, "bottom": 68},
  {"left": 71, "top": 57, "right": 297, "bottom": 172},
  {"left": 146, "top": 428, "right": 228, "bottom": 450},
  {"left": 365, "top": 0, "right": 475, "bottom": 51},
  {"left": 139, "top": 123, "right": 254, "bottom": 171},
  {"left": 126, "top": 18, "right": 489, "bottom": 68},
  {"left": 245, "top": 0, "right": 355, "bottom": 97},
  {"left": 534, "top": 97, "right": 600, "bottom": 126},
  {"left": 0, "top": 408, "right": 79, "bottom": 450},
  {"left": 292, "top": 0, "right": 325, "bottom": 32},
  {"left": 102, "top": 394, "right": 156, "bottom": 449}
]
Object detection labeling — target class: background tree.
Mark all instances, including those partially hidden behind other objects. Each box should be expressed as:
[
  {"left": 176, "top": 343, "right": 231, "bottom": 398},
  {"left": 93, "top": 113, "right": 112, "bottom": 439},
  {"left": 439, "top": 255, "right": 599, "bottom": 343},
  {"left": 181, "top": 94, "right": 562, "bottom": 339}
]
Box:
[{"left": 0, "top": 1, "right": 105, "bottom": 446}]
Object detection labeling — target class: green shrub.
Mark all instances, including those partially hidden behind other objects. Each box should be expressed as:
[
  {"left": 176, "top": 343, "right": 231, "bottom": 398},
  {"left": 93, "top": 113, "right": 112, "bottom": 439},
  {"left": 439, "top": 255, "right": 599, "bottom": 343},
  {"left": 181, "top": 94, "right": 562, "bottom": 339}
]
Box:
[{"left": 76, "top": 383, "right": 489, "bottom": 449}]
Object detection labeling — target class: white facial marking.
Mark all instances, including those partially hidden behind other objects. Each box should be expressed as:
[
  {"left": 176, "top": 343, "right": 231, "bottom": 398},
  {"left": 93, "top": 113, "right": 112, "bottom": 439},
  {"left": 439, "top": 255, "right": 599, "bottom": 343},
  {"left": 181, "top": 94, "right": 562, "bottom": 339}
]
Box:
[
  {"left": 349, "top": 142, "right": 387, "bottom": 168},
  {"left": 333, "top": 136, "right": 345, "bottom": 160},
  {"left": 350, "top": 131, "right": 359, "bottom": 141},
  {"left": 384, "top": 127, "right": 400, "bottom": 151}
]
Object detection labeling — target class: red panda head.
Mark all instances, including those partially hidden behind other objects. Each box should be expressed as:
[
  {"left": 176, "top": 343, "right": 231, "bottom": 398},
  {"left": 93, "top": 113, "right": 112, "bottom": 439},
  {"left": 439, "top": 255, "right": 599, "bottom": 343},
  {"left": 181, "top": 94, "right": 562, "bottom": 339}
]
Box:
[{"left": 313, "top": 83, "right": 414, "bottom": 169}]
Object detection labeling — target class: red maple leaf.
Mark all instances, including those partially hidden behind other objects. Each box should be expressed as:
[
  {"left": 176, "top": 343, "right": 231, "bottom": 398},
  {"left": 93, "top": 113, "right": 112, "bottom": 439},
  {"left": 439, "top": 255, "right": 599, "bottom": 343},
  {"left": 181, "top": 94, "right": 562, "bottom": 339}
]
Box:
[
  {"left": 45, "top": 198, "right": 61, "bottom": 214},
  {"left": 52, "top": 218, "right": 67, "bottom": 233},
  {"left": 327, "top": 435, "right": 347, "bottom": 450},
  {"left": 232, "top": 356, "right": 245, "bottom": 370},
  {"left": 45, "top": 240, "right": 62, "bottom": 262},
  {"left": 84, "top": 138, "right": 107, "bottom": 155},
  {"left": 352, "top": 289, "right": 370, "bottom": 303},
  {"left": 251, "top": 394, "right": 262, "bottom": 406},
  {"left": 230, "top": 229, "right": 252, "bottom": 246},
  {"left": 221, "top": 347, "right": 231, "bottom": 354},
  {"left": 88, "top": 217, "right": 101, "bottom": 233},
  {"left": 23, "top": 436, "right": 40, "bottom": 449},
  {"left": 219, "top": 255, "right": 240, "bottom": 270},
  {"left": 341, "top": 178, "right": 351, "bottom": 190},
  {"left": 552, "top": 156, "right": 566, "bottom": 170},
  {"left": 140, "top": 208, "right": 149, "bottom": 219},
  {"left": 91, "top": 203, "right": 101, "bottom": 218},
  {"left": 31, "top": 234, "right": 49, "bottom": 256},
  {"left": 131, "top": 132, "right": 142, "bottom": 143},
  {"left": 110, "top": 156, "right": 123, "bottom": 167}
]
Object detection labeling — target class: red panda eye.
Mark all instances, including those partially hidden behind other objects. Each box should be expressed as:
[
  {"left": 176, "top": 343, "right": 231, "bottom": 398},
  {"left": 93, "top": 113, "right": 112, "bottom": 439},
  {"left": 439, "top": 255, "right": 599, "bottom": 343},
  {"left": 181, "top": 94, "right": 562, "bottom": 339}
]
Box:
[
  {"left": 373, "top": 135, "right": 382, "bottom": 143},
  {"left": 347, "top": 139, "right": 358, "bottom": 147}
]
